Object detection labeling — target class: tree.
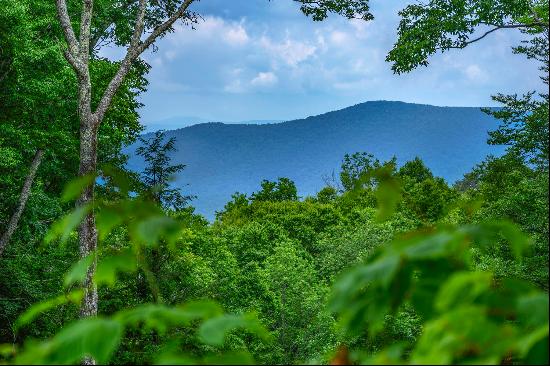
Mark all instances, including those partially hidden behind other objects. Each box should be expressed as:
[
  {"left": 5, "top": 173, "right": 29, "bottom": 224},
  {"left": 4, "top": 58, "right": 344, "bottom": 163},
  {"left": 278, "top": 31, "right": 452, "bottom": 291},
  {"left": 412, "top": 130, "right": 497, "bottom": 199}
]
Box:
[
  {"left": 340, "top": 152, "right": 397, "bottom": 191},
  {"left": 0, "top": 0, "right": 144, "bottom": 257},
  {"left": 251, "top": 178, "right": 299, "bottom": 203},
  {"left": 386, "top": 0, "right": 548, "bottom": 74},
  {"left": 0, "top": 150, "right": 44, "bottom": 256},
  {"left": 136, "top": 130, "right": 192, "bottom": 210},
  {"left": 398, "top": 157, "right": 433, "bottom": 184},
  {"left": 386, "top": 0, "right": 549, "bottom": 171},
  {"left": 52, "top": 0, "right": 374, "bottom": 332}
]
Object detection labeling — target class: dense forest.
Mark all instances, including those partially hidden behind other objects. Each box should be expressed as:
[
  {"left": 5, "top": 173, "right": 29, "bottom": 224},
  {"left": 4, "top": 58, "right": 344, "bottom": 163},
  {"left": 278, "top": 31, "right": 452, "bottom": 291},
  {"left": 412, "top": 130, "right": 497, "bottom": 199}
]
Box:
[{"left": 0, "top": 0, "right": 548, "bottom": 365}]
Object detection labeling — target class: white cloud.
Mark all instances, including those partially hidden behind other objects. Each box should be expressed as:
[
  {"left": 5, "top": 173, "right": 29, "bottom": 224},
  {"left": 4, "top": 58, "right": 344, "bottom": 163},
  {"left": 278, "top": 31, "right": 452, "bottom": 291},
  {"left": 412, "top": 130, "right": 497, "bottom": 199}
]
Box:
[
  {"left": 137, "top": 2, "right": 541, "bottom": 123},
  {"left": 224, "top": 79, "right": 246, "bottom": 93},
  {"left": 169, "top": 16, "right": 249, "bottom": 48},
  {"left": 259, "top": 36, "right": 317, "bottom": 67},
  {"left": 251, "top": 71, "right": 278, "bottom": 87},
  {"left": 223, "top": 22, "right": 249, "bottom": 46},
  {"left": 464, "top": 64, "right": 489, "bottom": 83},
  {"left": 329, "top": 30, "right": 350, "bottom": 44}
]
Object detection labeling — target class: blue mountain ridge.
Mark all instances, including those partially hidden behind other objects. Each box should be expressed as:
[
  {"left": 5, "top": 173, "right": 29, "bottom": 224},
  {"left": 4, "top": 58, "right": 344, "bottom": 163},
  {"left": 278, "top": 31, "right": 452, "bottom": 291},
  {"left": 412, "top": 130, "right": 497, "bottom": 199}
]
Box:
[{"left": 125, "top": 101, "right": 504, "bottom": 220}]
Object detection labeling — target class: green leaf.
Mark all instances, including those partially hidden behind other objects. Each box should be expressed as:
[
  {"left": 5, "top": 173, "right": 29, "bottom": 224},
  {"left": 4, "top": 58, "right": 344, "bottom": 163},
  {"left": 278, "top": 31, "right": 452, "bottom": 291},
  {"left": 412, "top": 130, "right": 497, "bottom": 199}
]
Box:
[
  {"left": 95, "top": 250, "right": 137, "bottom": 287},
  {"left": 44, "top": 204, "right": 91, "bottom": 244},
  {"left": 95, "top": 204, "right": 125, "bottom": 241},
  {"left": 15, "top": 291, "right": 83, "bottom": 331},
  {"left": 64, "top": 254, "right": 94, "bottom": 288},
  {"left": 517, "top": 293, "right": 549, "bottom": 329},
  {"left": 435, "top": 271, "right": 493, "bottom": 312},
  {"left": 116, "top": 301, "right": 222, "bottom": 334},
  {"left": 331, "top": 255, "right": 402, "bottom": 309},
  {"left": 0, "top": 343, "right": 15, "bottom": 358},
  {"left": 132, "top": 215, "right": 182, "bottom": 247},
  {"left": 101, "top": 164, "right": 133, "bottom": 196},
  {"left": 15, "top": 318, "right": 123, "bottom": 364},
  {"left": 394, "top": 230, "right": 463, "bottom": 260},
  {"left": 374, "top": 170, "right": 402, "bottom": 222},
  {"left": 202, "top": 351, "right": 256, "bottom": 365},
  {"left": 198, "top": 313, "right": 269, "bottom": 346},
  {"left": 462, "top": 221, "right": 530, "bottom": 260},
  {"left": 60, "top": 174, "right": 95, "bottom": 202},
  {"left": 155, "top": 353, "right": 197, "bottom": 365}
]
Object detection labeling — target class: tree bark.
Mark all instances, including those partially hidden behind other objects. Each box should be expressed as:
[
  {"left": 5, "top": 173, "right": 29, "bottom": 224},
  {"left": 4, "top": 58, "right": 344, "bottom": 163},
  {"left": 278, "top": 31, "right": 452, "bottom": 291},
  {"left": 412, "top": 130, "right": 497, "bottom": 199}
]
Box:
[
  {"left": 0, "top": 149, "right": 44, "bottom": 256},
  {"left": 78, "top": 122, "right": 99, "bottom": 318},
  {"left": 78, "top": 120, "right": 98, "bottom": 366}
]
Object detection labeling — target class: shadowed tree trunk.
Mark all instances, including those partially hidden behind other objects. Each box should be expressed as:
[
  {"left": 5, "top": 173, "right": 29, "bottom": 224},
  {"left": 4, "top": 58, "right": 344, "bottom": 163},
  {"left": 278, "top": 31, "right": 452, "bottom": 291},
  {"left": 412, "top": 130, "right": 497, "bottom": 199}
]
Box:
[{"left": 0, "top": 149, "right": 44, "bottom": 256}]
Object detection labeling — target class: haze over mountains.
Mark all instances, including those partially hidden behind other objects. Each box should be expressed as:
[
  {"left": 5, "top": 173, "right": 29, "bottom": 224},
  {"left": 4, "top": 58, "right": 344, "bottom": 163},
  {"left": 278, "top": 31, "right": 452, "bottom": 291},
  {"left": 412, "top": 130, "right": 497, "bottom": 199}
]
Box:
[{"left": 126, "top": 101, "right": 504, "bottom": 219}]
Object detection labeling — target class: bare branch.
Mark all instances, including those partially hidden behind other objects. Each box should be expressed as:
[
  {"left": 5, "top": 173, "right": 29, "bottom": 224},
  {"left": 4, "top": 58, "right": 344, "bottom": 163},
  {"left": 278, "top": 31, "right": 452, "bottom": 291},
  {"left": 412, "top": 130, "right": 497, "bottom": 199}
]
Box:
[{"left": 93, "top": 0, "right": 195, "bottom": 124}]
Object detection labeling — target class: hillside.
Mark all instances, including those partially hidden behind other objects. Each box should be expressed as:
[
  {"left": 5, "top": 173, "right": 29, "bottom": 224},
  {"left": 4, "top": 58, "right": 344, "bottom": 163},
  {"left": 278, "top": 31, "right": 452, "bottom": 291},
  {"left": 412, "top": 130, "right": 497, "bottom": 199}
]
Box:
[{"left": 126, "top": 101, "right": 504, "bottom": 219}]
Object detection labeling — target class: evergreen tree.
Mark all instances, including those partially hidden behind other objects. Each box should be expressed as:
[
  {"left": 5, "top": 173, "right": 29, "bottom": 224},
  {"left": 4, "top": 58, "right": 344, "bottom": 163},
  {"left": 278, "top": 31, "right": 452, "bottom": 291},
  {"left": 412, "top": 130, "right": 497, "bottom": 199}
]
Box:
[{"left": 136, "top": 130, "right": 192, "bottom": 210}]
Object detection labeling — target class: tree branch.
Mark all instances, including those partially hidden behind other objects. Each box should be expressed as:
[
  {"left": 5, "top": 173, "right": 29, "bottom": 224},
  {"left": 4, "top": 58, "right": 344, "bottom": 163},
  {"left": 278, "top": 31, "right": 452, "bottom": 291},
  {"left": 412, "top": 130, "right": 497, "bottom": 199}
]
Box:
[
  {"left": 440, "top": 23, "right": 549, "bottom": 50},
  {"left": 79, "top": 0, "right": 94, "bottom": 60},
  {"left": 0, "top": 149, "right": 44, "bottom": 256},
  {"left": 93, "top": 0, "right": 195, "bottom": 124},
  {"left": 55, "top": 0, "right": 80, "bottom": 59},
  {"left": 90, "top": 0, "right": 136, "bottom": 53},
  {"left": 136, "top": 0, "right": 195, "bottom": 55},
  {"left": 130, "top": 0, "right": 148, "bottom": 50}
]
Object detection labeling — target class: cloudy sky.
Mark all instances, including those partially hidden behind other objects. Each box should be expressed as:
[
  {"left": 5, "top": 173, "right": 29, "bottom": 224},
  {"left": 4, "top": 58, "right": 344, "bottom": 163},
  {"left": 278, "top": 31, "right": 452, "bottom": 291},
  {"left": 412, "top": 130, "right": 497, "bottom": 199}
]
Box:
[{"left": 101, "top": 0, "right": 543, "bottom": 128}]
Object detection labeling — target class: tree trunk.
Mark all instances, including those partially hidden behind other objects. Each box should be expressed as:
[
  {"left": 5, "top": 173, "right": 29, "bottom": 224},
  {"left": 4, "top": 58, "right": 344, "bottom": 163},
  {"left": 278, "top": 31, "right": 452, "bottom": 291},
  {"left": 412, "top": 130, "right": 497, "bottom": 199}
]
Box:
[
  {"left": 77, "top": 121, "right": 99, "bottom": 321},
  {"left": 0, "top": 149, "right": 44, "bottom": 256}
]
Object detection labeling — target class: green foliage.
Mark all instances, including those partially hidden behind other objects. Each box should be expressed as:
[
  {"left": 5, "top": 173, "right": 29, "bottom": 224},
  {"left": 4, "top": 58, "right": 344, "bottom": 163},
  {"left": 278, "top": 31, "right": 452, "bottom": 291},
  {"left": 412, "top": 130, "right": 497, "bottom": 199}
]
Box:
[
  {"left": 340, "top": 152, "right": 397, "bottom": 192},
  {"left": 292, "top": 0, "right": 373, "bottom": 21},
  {"left": 330, "top": 220, "right": 547, "bottom": 364},
  {"left": 250, "top": 177, "right": 298, "bottom": 203},
  {"left": 4, "top": 171, "right": 269, "bottom": 365},
  {"left": 137, "top": 130, "right": 193, "bottom": 210},
  {"left": 386, "top": 0, "right": 546, "bottom": 73},
  {"left": 1, "top": 1, "right": 548, "bottom": 364}
]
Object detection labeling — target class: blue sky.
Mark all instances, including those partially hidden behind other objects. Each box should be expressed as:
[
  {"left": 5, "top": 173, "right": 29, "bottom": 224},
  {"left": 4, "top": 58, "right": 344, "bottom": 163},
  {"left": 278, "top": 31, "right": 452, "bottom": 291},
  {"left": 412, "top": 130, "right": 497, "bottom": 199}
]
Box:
[{"left": 101, "top": 0, "right": 543, "bottom": 129}]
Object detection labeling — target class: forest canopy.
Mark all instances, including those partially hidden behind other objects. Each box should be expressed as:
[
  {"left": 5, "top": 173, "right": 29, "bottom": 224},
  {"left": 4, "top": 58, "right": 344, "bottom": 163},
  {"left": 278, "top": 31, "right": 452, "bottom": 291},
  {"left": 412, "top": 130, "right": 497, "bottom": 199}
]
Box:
[{"left": 0, "top": 0, "right": 548, "bottom": 365}]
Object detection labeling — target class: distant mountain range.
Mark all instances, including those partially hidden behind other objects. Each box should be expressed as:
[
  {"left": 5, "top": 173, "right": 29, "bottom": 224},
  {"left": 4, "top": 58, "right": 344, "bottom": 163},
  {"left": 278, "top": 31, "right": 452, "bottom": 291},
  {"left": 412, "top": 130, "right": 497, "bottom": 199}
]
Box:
[
  {"left": 126, "top": 101, "right": 504, "bottom": 220},
  {"left": 144, "top": 116, "right": 283, "bottom": 132}
]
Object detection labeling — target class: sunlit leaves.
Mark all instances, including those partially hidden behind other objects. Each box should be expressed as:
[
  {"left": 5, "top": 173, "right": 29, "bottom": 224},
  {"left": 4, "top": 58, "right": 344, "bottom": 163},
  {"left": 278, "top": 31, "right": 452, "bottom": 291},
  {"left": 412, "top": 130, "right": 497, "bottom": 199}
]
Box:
[{"left": 15, "top": 318, "right": 123, "bottom": 365}]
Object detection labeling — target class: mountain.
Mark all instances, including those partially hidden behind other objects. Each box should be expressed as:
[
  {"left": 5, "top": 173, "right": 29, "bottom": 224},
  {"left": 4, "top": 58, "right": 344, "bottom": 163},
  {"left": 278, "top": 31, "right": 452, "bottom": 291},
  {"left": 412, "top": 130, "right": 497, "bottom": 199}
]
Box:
[
  {"left": 126, "top": 101, "right": 504, "bottom": 220},
  {"left": 144, "top": 116, "right": 283, "bottom": 132}
]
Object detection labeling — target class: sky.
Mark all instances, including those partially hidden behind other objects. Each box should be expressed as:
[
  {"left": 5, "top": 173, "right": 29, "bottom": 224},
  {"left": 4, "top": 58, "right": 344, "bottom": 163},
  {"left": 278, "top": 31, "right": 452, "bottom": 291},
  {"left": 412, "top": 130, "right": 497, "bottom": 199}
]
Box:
[{"left": 100, "top": 0, "right": 543, "bottom": 129}]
